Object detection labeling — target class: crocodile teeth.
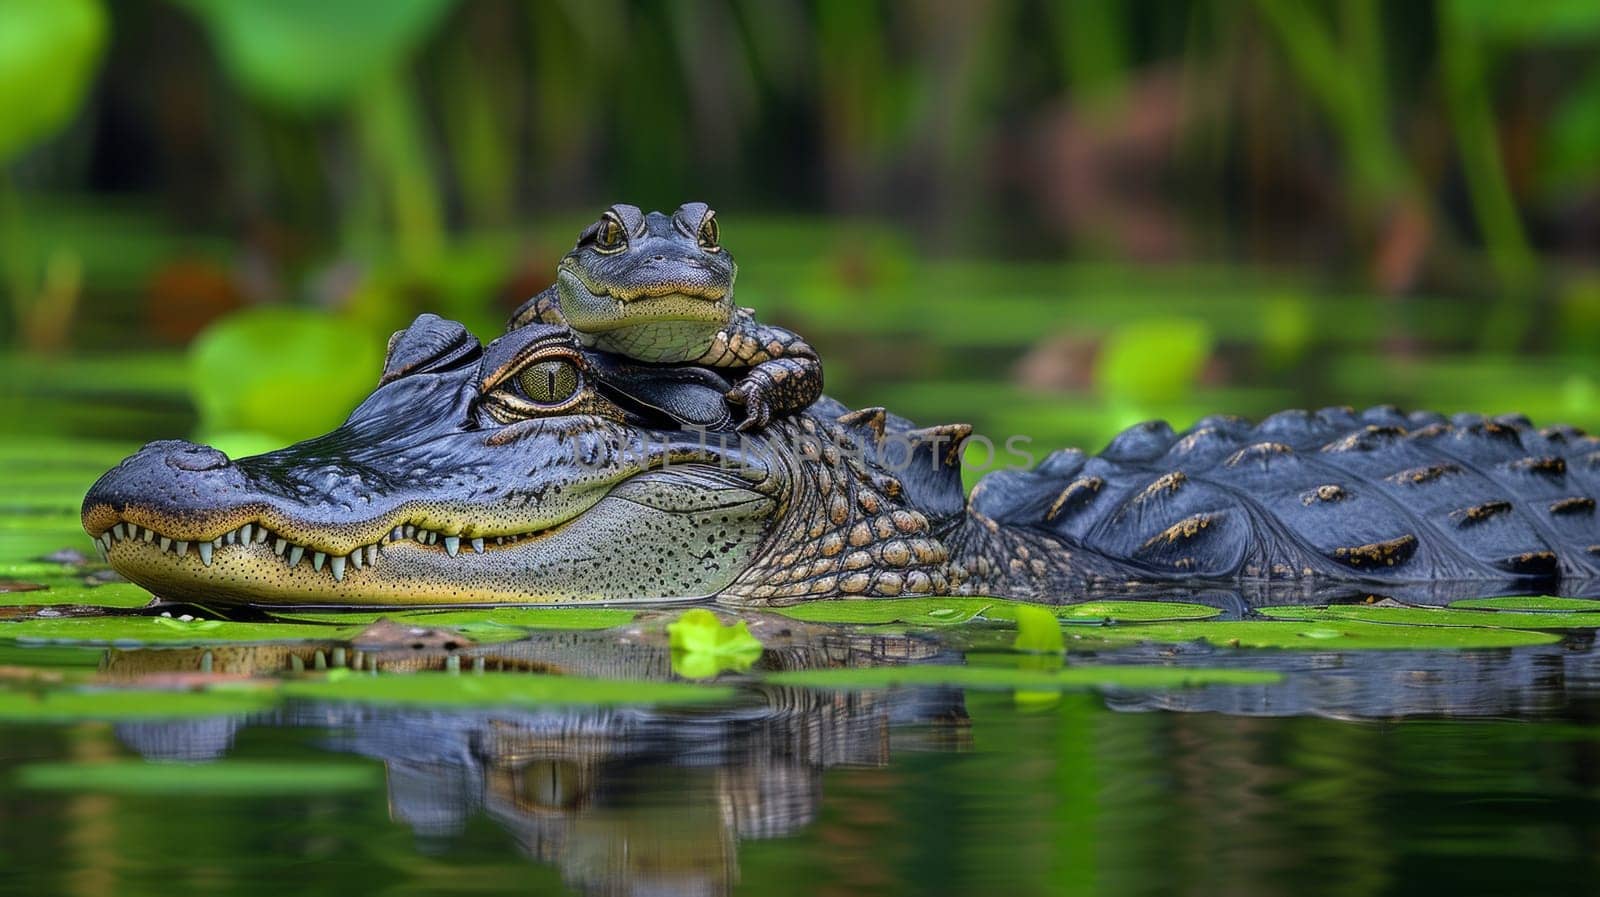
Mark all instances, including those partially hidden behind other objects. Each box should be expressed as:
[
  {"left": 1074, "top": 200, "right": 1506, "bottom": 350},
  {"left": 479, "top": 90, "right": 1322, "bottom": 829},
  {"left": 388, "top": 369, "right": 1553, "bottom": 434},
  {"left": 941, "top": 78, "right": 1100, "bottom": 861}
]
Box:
[
  {"left": 98, "top": 533, "right": 112, "bottom": 552},
  {"left": 142, "top": 527, "right": 155, "bottom": 543},
  {"left": 444, "top": 536, "right": 459, "bottom": 557},
  {"left": 159, "top": 536, "right": 172, "bottom": 552},
  {"left": 113, "top": 524, "right": 127, "bottom": 541},
  {"left": 288, "top": 546, "right": 304, "bottom": 568},
  {"left": 349, "top": 550, "right": 363, "bottom": 570},
  {"left": 198, "top": 542, "right": 213, "bottom": 566},
  {"left": 312, "top": 551, "right": 326, "bottom": 572},
  {"left": 239, "top": 524, "right": 254, "bottom": 544},
  {"left": 175, "top": 541, "right": 189, "bottom": 558},
  {"left": 223, "top": 530, "right": 235, "bottom": 545},
  {"left": 329, "top": 556, "right": 346, "bottom": 582},
  {"left": 95, "top": 541, "right": 108, "bottom": 561},
  {"left": 274, "top": 538, "right": 288, "bottom": 556},
  {"left": 471, "top": 537, "right": 484, "bottom": 554},
  {"left": 365, "top": 544, "right": 379, "bottom": 566}
]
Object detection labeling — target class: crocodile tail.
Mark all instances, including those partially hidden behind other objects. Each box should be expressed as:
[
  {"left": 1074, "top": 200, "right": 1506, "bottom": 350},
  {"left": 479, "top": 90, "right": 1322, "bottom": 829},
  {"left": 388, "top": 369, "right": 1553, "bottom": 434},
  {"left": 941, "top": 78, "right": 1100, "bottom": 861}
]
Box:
[{"left": 969, "top": 405, "right": 1600, "bottom": 586}]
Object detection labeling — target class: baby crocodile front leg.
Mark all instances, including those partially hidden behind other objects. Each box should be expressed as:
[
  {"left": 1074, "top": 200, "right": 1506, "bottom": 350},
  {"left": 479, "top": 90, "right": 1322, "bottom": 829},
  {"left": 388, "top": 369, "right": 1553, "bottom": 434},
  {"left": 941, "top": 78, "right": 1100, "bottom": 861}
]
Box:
[{"left": 701, "top": 310, "right": 823, "bottom": 430}]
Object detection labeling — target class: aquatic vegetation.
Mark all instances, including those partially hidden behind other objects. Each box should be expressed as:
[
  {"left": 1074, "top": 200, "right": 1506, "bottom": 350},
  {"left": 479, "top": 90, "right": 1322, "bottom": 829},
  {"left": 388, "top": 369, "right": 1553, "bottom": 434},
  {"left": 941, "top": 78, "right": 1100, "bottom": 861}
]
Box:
[
  {"left": 1449, "top": 596, "right": 1600, "bottom": 611},
  {"left": 668, "top": 609, "right": 764, "bottom": 679},
  {"left": 1073, "top": 619, "right": 1562, "bottom": 650},
  {"left": 0, "top": 616, "right": 357, "bottom": 647},
  {"left": 1011, "top": 605, "right": 1065, "bottom": 654},
  {"left": 771, "top": 597, "right": 1004, "bottom": 626},
  {"left": 1261, "top": 604, "right": 1600, "bottom": 630}
]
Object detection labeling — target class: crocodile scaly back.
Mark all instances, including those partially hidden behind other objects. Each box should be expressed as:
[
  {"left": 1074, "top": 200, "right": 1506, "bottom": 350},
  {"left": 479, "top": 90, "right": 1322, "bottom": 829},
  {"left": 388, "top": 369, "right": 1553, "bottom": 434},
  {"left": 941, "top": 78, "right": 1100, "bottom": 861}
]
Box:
[{"left": 969, "top": 406, "right": 1600, "bottom": 585}]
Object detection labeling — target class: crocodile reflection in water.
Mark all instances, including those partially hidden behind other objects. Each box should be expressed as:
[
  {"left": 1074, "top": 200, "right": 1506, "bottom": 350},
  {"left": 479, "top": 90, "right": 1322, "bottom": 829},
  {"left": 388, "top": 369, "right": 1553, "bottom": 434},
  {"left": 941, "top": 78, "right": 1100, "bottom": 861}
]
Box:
[
  {"left": 91, "top": 617, "right": 1600, "bottom": 896},
  {"left": 104, "top": 626, "right": 966, "bottom": 896}
]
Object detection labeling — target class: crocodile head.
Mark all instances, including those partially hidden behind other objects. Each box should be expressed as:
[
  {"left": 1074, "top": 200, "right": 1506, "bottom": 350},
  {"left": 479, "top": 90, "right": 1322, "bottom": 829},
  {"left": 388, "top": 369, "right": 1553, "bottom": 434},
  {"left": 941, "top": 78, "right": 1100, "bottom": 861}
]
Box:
[
  {"left": 80, "top": 315, "right": 786, "bottom": 606},
  {"left": 553, "top": 202, "right": 737, "bottom": 362}
]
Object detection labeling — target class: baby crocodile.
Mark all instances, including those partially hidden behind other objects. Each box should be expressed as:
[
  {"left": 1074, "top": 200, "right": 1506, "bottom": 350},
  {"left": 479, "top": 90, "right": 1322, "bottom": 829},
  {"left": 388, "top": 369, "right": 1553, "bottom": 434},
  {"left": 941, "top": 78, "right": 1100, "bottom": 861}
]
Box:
[{"left": 508, "top": 202, "right": 821, "bottom": 429}]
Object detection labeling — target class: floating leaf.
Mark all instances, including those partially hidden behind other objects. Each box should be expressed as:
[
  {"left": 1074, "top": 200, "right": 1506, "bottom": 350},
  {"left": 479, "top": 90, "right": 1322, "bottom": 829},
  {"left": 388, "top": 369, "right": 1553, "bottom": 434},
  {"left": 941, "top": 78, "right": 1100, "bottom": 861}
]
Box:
[
  {"left": 281, "top": 672, "right": 735, "bottom": 707},
  {"left": 1012, "top": 605, "right": 1065, "bottom": 654},
  {"left": 765, "top": 663, "right": 1281, "bottom": 691},
  {"left": 984, "top": 600, "right": 1221, "bottom": 624},
  {"left": 1076, "top": 620, "right": 1561, "bottom": 650},
  {"left": 668, "top": 609, "right": 763, "bottom": 679},
  {"left": 16, "top": 761, "right": 377, "bottom": 794},
  {"left": 0, "top": 616, "right": 356, "bottom": 646},
  {"left": 772, "top": 597, "right": 1002, "bottom": 626},
  {"left": 1450, "top": 596, "right": 1600, "bottom": 612},
  {"left": 1260, "top": 604, "right": 1600, "bottom": 630}
]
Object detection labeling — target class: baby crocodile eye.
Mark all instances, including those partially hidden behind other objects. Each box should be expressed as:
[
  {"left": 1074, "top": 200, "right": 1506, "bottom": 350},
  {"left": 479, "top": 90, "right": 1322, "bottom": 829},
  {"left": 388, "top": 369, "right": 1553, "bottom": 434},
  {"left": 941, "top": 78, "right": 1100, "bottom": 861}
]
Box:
[
  {"left": 595, "top": 215, "right": 625, "bottom": 252},
  {"left": 517, "top": 360, "right": 580, "bottom": 405},
  {"left": 697, "top": 214, "right": 720, "bottom": 252}
]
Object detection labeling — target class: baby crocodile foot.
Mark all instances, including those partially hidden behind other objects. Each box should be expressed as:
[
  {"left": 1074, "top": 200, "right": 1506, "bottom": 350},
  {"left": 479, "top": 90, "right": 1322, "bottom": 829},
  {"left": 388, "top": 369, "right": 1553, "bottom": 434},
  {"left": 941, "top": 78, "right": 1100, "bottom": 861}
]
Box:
[{"left": 727, "top": 380, "right": 772, "bottom": 431}]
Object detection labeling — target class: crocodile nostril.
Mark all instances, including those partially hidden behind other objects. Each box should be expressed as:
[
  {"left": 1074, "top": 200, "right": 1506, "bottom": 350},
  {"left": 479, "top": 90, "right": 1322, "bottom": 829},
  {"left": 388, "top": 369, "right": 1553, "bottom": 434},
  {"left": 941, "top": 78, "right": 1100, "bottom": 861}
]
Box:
[{"left": 167, "top": 445, "right": 230, "bottom": 472}]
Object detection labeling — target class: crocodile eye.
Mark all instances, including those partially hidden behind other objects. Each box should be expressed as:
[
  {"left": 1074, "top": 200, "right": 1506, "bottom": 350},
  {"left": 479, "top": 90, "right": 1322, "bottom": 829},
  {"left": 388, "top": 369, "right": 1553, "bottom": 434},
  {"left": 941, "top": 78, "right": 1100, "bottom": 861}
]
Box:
[
  {"left": 594, "top": 215, "right": 625, "bottom": 254},
  {"left": 697, "top": 214, "right": 720, "bottom": 252},
  {"left": 517, "top": 360, "right": 580, "bottom": 405}
]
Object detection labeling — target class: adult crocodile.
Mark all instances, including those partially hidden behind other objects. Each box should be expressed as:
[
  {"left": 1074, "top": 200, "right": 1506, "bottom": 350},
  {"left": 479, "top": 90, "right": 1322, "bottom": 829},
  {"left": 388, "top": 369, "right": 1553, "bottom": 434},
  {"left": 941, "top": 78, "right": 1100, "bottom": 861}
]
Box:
[{"left": 81, "top": 314, "right": 1600, "bottom": 606}]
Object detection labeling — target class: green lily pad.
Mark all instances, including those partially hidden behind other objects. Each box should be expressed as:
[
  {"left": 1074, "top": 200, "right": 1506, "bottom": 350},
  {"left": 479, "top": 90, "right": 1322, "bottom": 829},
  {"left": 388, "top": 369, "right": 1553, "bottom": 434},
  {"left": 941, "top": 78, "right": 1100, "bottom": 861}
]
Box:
[
  {"left": 0, "top": 686, "right": 279, "bottom": 721},
  {"left": 1076, "top": 620, "right": 1562, "bottom": 650},
  {"left": 0, "top": 579, "right": 154, "bottom": 610},
  {"left": 1449, "top": 596, "right": 1600, "bottom": 612},
  {"left": 0, "top": 616, "right": 357, "bottom": 646},
  {"left": 1012, "top": 605, "right": 1065, "bottom": 653},
  {"left": 771, "top": 597, "right": 1005, "bottom": 626},
  {"left": 985, "top": 600, "right": 1222, "bottom": 623},
  {"left": 281, "top": 671, "right": 736, "bottom": 707},
  {"left": 1260, "top": 604, "right": 1600, "bottom": 630},
  {"left": 764, "top": 663, "right": 1280, "bottom": 691},
  {"left": 272, "top": 607, "right": 639, "bottom": 632},
  {"left": 668, "top": 609, "right": 763, "bottom": 679},
  {"left": 16, "top": 761, "right": 378, "bottom": 794}
]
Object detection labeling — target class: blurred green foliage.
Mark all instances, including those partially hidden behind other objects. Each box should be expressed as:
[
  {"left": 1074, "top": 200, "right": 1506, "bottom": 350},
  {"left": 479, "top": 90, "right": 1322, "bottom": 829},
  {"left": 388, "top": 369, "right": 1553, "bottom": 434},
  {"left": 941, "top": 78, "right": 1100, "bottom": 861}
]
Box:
[
  {"left": 174, "top": 0, "right": 455, "bottom": 112},
  {"left": 188, "top": 307, "right": 384, "bottom": 448},
  {"left": 1, "top": 0, "right": 1599, "bottom": 454},
  {"left": 0, "top": 0, "right": 104, "bottom": 164}
]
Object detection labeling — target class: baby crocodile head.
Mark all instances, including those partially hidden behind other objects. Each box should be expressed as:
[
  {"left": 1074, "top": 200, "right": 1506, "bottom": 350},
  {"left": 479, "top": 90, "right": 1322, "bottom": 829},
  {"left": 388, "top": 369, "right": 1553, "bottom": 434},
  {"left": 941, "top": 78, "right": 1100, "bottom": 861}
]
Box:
[
  {"left": 555, "top": 202, "right": 737, "bottom": 362},
  {"left": 81, "top": 315, "right": 785, "bottom": 606}
]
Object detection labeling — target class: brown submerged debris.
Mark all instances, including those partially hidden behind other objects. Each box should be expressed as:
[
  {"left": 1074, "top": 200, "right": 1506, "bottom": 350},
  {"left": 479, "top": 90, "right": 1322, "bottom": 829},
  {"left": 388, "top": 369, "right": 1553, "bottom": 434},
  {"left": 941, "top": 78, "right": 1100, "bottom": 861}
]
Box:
[
  {"left": 0, "top": 580, "right": 47, "bottom": 593},
  {"left": 351, "top": 619, "right": 478, "bottom": 653}
]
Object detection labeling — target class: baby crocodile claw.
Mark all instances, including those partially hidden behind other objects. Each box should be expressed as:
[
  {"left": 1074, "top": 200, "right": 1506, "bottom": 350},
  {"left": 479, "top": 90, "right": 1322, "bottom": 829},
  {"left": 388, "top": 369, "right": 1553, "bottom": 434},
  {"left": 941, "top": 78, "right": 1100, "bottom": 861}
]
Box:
[{"left": 727, "top": 381, "right": 772, "bottom": 431}]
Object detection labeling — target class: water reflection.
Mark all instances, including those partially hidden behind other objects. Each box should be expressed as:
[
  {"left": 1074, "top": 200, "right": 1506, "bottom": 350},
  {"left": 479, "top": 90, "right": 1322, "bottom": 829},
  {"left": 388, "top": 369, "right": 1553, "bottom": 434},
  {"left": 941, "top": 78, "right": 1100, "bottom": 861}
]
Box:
[
  {"left": 84, "top": 622, "right": 1600, "bottom": 895},
  {"left": 105, "top": 630, "right": 966, "bottom": 895}
]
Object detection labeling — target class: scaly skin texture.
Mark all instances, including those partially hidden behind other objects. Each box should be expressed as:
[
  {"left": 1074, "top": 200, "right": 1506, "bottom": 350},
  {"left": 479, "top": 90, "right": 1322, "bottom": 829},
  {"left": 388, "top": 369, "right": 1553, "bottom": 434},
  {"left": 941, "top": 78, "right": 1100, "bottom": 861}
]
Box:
[
  {"left": 507, "top": 203, "right": 822, "bottom": 430},
  {"left": 83, "top": 315, "right": 1600, "bottom": 607}
]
